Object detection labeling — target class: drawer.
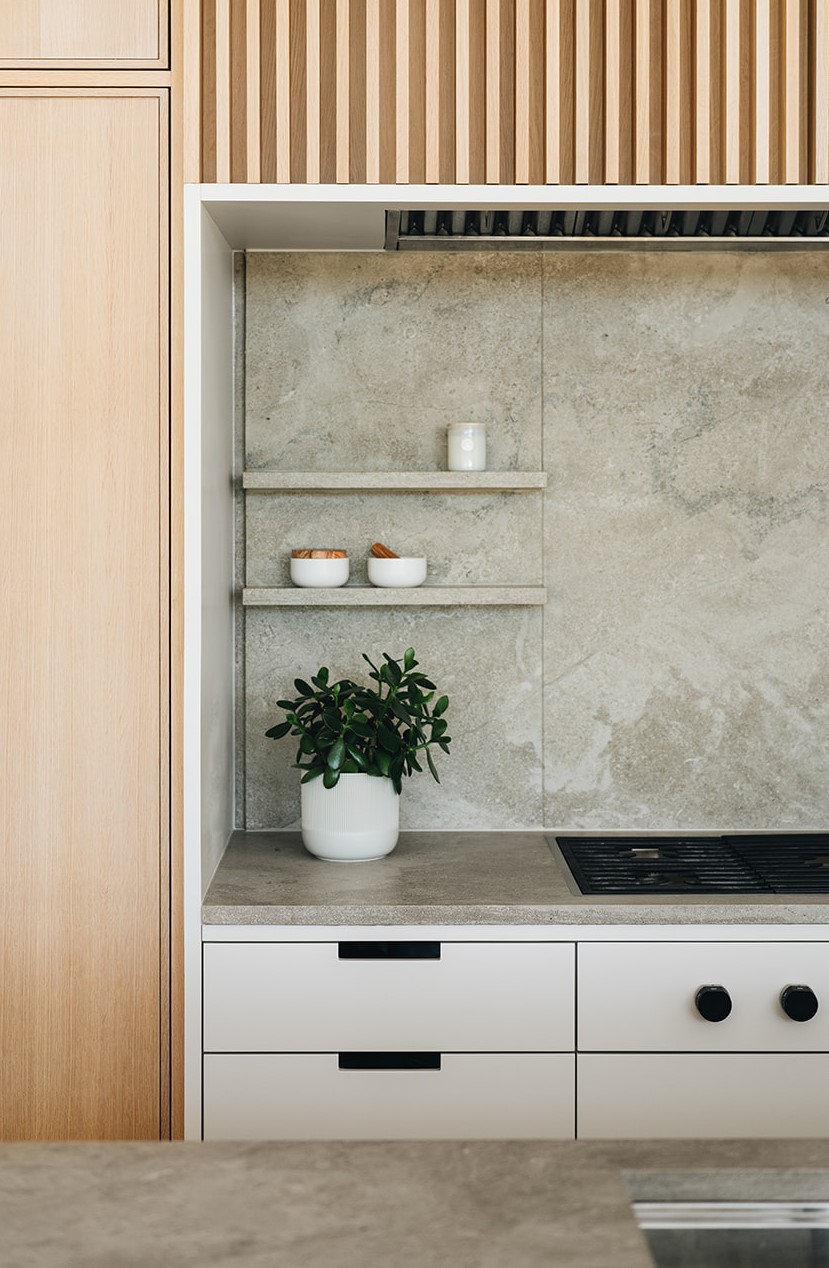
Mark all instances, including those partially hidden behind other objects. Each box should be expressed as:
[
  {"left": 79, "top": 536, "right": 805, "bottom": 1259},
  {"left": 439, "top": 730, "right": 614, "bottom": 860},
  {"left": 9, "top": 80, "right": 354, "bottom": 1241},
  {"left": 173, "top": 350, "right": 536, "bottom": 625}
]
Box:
[
  {"left": 578, "top": 943, "right": 829, "bottom": 1052},
  {"left": 203, "top": 1053, "right": 575, "bottom": 1140},
  {"left": 578, "top": 1053, "right": 829, "bottom": 1138},
  {"left": 203, "top": 941, "right": 574, "bottom": 1052}
]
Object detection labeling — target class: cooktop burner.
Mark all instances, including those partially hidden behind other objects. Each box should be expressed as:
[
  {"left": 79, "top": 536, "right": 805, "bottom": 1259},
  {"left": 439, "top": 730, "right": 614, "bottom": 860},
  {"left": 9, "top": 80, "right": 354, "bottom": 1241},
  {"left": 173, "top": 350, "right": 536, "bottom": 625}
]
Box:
[{"left": 552, "top": 835, "right": 829, "bottom": 895}]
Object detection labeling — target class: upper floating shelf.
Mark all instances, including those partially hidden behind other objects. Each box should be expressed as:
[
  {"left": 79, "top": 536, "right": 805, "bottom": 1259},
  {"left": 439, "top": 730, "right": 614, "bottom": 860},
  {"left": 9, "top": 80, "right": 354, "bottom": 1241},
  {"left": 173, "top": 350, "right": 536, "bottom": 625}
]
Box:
[
  {"left": 242, "top": 471, "right": 547, "bottom": 492},
  {"left": 242, "top": 586, "right": 546, "bottom": 608}
]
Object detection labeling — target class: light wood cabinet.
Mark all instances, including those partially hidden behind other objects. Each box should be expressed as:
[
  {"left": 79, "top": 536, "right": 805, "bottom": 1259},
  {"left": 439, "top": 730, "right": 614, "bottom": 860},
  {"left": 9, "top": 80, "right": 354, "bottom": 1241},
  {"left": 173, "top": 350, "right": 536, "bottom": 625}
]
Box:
[
  {"left": 0, "top": 90, "right": 168, "bottom": 1140},
  {"left": 0, "top": 1, "right": 166, "bottom": 66}
]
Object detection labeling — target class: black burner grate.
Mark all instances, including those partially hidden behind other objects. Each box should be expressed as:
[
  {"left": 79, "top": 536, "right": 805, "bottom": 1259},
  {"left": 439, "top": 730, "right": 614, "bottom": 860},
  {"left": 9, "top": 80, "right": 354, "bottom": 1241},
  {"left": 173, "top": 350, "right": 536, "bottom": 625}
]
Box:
[{"left": 553, "top": 835, "right": 829, "bottom": 895}]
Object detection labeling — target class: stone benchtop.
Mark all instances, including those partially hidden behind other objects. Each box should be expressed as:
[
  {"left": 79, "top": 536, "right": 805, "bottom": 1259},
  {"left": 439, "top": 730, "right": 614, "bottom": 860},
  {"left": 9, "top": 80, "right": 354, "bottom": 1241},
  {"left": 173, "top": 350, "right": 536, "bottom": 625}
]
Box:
[
  {"left": 4, "top": 1139, "right": 829, "bottom": 1268},
  {"left": 202, "top": 830, "right": 829, "bottom": 926}
]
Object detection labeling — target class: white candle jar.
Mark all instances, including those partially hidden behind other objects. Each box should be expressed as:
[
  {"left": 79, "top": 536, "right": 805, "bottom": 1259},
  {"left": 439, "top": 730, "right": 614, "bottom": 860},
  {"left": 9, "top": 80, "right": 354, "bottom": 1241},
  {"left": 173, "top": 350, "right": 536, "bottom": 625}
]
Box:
[{"left": 447, "top": 422, "right": 487, "bottom": 472}]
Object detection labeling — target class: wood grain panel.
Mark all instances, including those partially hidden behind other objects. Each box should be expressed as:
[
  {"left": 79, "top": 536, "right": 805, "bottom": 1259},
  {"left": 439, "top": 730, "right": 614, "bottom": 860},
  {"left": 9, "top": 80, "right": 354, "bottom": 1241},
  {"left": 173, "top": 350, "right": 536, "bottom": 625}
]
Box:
[
  {"left": 0, "top": 0, "right": 165, "bottom": 65},
  {"left": 0, "top": 90, "right": 166, "bottom": 1141},
  {"left": 194, "top": 0, "right": 829, "bottom": 185}
]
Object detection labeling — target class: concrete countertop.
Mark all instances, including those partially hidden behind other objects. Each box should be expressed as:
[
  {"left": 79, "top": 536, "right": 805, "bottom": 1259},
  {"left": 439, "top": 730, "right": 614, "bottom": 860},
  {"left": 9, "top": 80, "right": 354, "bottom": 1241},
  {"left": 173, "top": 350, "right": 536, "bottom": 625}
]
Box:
[
  {"left": 4, "top": 1138, "right": 829, "bottom": 1268},
  {"left": 203, "top": 830, "right": 829, "bottom": 925}
]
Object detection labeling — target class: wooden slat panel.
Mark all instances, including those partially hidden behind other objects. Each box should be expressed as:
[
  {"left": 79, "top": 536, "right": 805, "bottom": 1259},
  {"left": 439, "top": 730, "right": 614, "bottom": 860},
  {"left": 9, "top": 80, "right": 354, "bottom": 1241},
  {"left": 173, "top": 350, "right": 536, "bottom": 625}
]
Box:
[
  {"left": 289, "top": 0, "right": 307, "bottom": 179},
  {"left": 815, "top": 0, "right": 829, "bottom": 182},
  {"left": 196, "top": 0, "right": 829, "bottom": 185},
  {"left": 366, "top": 0, "right": 381, "bottom": 179},
  {"left": 395, "top": 0, "right": 409, "bottom": 179},
  {"left": 544, "top": 0, "right": 560, "bottom": 181},
  {"left": 755, "top": 0, "right": 771, "bottom": 182},
  {"left": 349, "top": 0, "right": 367, "bottom": 181},
  {"left": 409, "top": 0, "right": 426, "bottom": 180},
  {"left": 246, "top": 0, "right": 261, "bottom": 179},
  {"left": 230, "top": 0, "right": 247, "bottom": 180},
  {"left": 439, "top": 0, "right": 456, "bottom": 182},
  {"left": 425, "top": 0, "right": 439, "bottom": 180},
  {"left": 485, "top": 0, "right": 500, "bottom": 180},
  {"left": 335, "top": 0, "right": 349, "bottom": 180}
]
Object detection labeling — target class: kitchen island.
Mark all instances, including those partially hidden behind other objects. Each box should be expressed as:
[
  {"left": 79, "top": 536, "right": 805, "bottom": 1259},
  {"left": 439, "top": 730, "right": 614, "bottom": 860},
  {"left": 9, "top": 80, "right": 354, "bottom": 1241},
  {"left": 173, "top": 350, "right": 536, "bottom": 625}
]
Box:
[{"left": 5, "top": 1139, "right": 829, "bottom": 1267}]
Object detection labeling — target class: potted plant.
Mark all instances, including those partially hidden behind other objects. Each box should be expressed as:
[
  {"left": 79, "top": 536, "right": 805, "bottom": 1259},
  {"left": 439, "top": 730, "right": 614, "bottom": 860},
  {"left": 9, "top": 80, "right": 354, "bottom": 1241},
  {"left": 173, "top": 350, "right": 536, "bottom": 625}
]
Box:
[{"left": 265, "top": 648, "right": 451, "bottom": 861}]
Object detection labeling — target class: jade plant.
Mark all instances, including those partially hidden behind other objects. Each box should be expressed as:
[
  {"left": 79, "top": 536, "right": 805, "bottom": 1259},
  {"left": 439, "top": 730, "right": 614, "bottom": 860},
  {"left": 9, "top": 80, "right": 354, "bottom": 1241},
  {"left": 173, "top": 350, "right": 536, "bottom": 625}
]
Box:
[{"left": 265, "top": 648, "right": 451, "bottom": 794}]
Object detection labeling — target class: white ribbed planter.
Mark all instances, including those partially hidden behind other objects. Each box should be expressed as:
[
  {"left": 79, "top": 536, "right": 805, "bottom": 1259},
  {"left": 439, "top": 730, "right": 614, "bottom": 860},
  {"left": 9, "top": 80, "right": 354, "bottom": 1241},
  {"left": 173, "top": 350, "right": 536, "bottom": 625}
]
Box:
[{"left": 300, "top": 772, "right": 400, "bottom": 862}]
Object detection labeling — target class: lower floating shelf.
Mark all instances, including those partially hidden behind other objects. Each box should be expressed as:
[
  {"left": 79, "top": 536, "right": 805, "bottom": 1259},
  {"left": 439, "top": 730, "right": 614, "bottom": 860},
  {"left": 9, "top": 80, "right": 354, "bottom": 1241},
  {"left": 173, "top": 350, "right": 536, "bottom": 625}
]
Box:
[{"left": 242, "top": 586, "right": 547, "bottom": 607}]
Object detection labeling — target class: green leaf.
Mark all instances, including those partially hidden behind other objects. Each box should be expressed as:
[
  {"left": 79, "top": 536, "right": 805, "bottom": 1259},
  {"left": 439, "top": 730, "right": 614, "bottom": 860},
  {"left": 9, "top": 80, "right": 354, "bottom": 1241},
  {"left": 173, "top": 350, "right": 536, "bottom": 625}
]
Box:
[
  {"left": 383, "top": 655, "right": 402, "bottom": 685},
  {"left": 312, "top": 666, "right": 329, "bottom": 687},
  {"left": 327, "top": 737, "right": 346, "bottom": 770},
  {"left": 301, "top": 767, "right": 324, "bottom": 784},
  {"left": 299, "top": 733, "right": 316, "bottom": 755},
  {"left": 276, "top": 699, "right": 297, "bottom": 710},
  {"left": 377, "top": 726, "right": 399, "bottom": 753},
  {"left": 433, "top": 695, "right": 449, "bottom": 717},
  {"left": 430, "top": 718, "right": 448, "bottom": 738},
  {"left": 341, "top": 758, "right": 359, "bottom": 774},
  {"left": 345, "top": 744, "right": 367, "bottom": 769},
  {"left": 425, "top": 747, "right": 441, "bottom": 783},
  {"left": 294, "top": 678, "right": 314, "bottom": 697},
  {"left": 322, "top": 767, "right": 340, "bottom": 789},
  {"left": 389, "top": 698, "right": 412, "bottom": 725},
  {"left": 403, "top": 647, "right": 417, "bottom": 671},
  {"left": 376, "top": 749, "right": 391, "bottom": 777},
  {"left": 265, "top": 721, "right": 291, "bottom": 740}
]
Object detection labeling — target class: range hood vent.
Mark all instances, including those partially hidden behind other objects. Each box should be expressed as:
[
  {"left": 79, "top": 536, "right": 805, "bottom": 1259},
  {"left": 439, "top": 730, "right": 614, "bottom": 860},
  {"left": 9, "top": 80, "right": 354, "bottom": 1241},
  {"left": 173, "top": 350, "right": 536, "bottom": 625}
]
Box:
[{"left": 385, "top": 208, "right": 829, "bottom": 250}]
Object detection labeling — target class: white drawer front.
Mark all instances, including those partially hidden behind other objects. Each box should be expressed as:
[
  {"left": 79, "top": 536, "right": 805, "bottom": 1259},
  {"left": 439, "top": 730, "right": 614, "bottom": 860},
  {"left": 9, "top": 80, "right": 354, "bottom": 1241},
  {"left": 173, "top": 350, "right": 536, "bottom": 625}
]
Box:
[
  {"left": 204, "top": 941, "right": 574, "bottom": 1052},
  {"left": 578, "top": 1053, "right": 829, "bottom": 1138},
  {"left": 203, "top": 1053, "right": 575, "bottom": 1140},
  {"left": 578, "top": 943, "right": 829, "bottom": 1052}
]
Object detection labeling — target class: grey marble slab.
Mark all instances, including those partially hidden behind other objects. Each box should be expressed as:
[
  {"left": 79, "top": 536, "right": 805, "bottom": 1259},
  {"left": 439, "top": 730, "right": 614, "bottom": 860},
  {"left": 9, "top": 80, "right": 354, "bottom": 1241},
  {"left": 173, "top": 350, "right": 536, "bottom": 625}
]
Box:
[
  {"left": 4, "top": 1139, "right": 829, "bottom": 1268},
  {"left": 202, "top": 831, "right": 829, "bottom": 926}
]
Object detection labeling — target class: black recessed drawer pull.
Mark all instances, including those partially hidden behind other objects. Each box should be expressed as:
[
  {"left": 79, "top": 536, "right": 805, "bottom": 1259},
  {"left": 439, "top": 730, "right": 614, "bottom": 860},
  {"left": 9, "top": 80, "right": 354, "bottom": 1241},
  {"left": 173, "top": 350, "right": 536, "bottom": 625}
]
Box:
[
  {"left": 338, "top": 1052, "right": 442, "bottom": 1071},
  {"left": 338, "top": 941, "right": 441, "bottom": 960}
]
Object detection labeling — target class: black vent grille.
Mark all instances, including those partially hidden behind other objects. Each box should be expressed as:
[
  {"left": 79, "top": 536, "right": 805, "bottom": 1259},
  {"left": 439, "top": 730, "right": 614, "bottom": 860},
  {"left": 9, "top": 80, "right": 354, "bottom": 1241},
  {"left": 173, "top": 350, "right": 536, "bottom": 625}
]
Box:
[
  {"left": 554, "top": 835, "right": 829, "bottom": 895},
  {"left": 387, "top": 209, "right": 829, "bottom": 249}
]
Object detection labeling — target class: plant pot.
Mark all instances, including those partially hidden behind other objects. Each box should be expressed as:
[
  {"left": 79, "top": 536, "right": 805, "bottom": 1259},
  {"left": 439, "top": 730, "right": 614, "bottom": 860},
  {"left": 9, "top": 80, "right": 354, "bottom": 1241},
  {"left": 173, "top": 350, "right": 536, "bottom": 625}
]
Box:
[{"left": 300, "top": 772, "right": 400, "bottom": 862}]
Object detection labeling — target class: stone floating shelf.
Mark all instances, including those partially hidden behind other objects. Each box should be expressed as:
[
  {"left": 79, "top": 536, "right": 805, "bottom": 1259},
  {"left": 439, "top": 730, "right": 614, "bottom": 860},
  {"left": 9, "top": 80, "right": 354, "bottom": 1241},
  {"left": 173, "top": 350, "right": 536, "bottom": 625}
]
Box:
[
  {"left": 242, "top": 471, "right": 548, "bottom": 492},
  {"left": 242, "top": 586, "right": 547, "bottom": 607}
]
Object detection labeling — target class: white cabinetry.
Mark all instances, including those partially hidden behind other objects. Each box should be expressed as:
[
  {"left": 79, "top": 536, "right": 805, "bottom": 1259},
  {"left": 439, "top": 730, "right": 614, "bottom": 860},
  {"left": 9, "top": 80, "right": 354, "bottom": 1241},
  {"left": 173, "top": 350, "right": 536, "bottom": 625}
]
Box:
[
  {"left": 200, "top": 929, "right": 829, "bottom": 1141},
  {"left": 202, "top": 939, "right": 576, "bottom": 1140}
]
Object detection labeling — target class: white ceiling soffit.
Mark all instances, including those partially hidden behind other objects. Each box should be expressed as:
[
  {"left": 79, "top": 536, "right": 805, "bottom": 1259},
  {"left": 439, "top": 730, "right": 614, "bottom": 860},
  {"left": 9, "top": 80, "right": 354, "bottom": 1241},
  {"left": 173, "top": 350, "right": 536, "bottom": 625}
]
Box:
[{"left": 196, "top": 185, "right": 829, "bottom": 251}]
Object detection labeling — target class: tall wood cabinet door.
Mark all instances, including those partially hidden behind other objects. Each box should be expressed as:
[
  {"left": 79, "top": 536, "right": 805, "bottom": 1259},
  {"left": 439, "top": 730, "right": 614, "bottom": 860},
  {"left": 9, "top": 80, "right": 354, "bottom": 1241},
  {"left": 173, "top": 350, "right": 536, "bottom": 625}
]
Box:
[
  {"left": 0, "top": 91, "right": 168, "bottom": 1140},
  {"left": 0, "top": 1, "right": 166, "bottom": 66}
]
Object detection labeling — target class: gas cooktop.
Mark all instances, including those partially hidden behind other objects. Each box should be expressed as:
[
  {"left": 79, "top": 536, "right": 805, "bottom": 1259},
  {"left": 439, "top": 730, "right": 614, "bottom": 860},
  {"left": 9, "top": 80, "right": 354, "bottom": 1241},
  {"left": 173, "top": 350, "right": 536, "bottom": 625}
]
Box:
[{"left": 552, "top": 834, "right": 829, "bottom": 895}]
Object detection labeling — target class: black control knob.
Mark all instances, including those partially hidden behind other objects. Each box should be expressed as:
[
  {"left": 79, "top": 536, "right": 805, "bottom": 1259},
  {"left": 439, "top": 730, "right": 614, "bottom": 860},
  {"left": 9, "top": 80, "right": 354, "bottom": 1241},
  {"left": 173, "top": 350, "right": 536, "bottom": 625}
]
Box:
[
  {"left": 780, "top": 985, "right": 819, "bottom": 1022},
  {"left": 694, "top": 985, "right": 732, "bottom": 1022}
]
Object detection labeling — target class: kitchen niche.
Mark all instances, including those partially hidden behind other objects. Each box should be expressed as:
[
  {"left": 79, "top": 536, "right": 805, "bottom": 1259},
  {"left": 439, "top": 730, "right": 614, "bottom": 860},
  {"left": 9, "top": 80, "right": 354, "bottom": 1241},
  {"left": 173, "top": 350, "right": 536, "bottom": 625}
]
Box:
[
  {"left": 234, "top": 248, "right": 549, "bottom": 836},
  {"left": 186, "top": 186, "right": 829, "bottom": 888}
]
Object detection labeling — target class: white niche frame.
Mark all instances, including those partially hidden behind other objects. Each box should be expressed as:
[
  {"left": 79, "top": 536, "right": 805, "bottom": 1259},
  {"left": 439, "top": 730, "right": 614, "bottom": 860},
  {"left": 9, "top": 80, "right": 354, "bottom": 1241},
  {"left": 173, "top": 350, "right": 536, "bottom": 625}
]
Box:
[{"left": 183, "top": 182, "right": 829, "bottom": 1138}]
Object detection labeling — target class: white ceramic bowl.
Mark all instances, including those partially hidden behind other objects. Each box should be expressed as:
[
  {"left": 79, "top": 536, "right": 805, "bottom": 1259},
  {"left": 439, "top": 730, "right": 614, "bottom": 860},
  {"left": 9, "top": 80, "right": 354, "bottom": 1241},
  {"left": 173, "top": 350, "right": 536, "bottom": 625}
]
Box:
[
  {"left": 367, "top": 556, "right": 427, "bottom": 588},
  {"left": 290, "top": 556, "right": 350, "bottom": 588}
]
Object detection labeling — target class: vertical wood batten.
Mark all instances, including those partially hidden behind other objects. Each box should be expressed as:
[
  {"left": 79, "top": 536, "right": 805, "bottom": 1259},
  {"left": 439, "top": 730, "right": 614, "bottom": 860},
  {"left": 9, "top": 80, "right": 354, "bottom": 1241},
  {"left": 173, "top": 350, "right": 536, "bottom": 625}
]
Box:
[
  {"left": 574, "top": 0, "right": 589, "bottom": 181},
  {"left": 815, "top": 0, "right": 829, "bottom": 182},
  {"left": 349, "top": 0, "right": 367, "bottom": 182},
  {"left": 782, "top": 0, "right": 800, "bottom": 181},
  {"left": 275, "top": 0, "right": 290, "bottom": 179},
  {"left": 515, "top": 0, "right": 530, "bottom": 181},
  {"left": 306, "top": 0, "right": 320, "bottom": 180},
  {"left": 425, "top": 0, "right": 439, "bottom": 180},
  {"left": 755, "top": 0, "right": 770, "bottom": 182},
  {"left": 724, "top": 0, "right": 741, "bottom": 182},
  {"left": 664, "top": 0, "right": 680, "bottom": 182},
  {"left": 230, "top": 0, "right": 247, "bottom": 180},
  {"left": 605, "top": 0, "right": 620, "bottom": 182},
  {"left": 634, "top": 0, "right": 649, "bottom": 181},
  {"left": 290, "top": 0, "right": 308, "bottom": 179},
  {"left": 335, "top": 0, "right": 350, "bottom": 180},
  {"left": 395, "top": 0, "right": 409, "bottom": 180},
  {"left": 246, "top": 0, "right": 261, "bottom": 179},
  {"left": 545, "top": 0, "right": 560, "bottom": 182},
  {"left": 695, "top": 0, "right": 711, "bottom": 182},
  {"left": 215, "top": 0, "right": 231, "bottom": 179},
  {"left": 455, "top": 0, "right": 470, "bottom": 181},
  {"left": 485, "top": 0, "right": 500, "bottom": 180},
  {"left": 366, "top": 0, "right": 380, "bottom": 180}
]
